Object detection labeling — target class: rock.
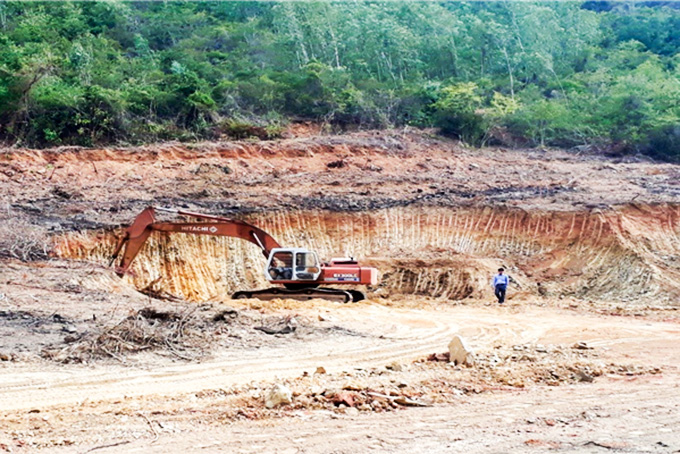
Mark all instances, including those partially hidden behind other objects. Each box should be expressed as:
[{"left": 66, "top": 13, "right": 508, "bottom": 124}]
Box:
[
  {"left": 344, "top": 407, "right": 360, "bottom": 416},
  {"left": 342, "top": 381, "right": 362, "bottom": 391},
  {"left": 448, "top": 335, "right": 473, "bottom": 365},
  {"left": 264, "top": 384, "right": 292, "bottom": 409},
  {"left": 427, "top": 352, "right": 450, "bottom": 362},
  {"left": 327, "top": 160, "right": 346, "bottom": 169},
  {"left": 573, "top": 341, "right": 592, "bottom": 350},
  {"left": 327, "top": 391, "right": 356, "bottom": 408},
  {"left": 315, "top": 366, "right": 327, "bottom": 375},
  {"left": 385, "top": 361, "right": 403, "bottom": 371},
  {"left": 394, "top": 396, "right": 429, "bottom": 407},
  {"left": 310, "top": 386, "right": 324, "bottom": 396},
  {"left": 576, "top": 370, "right": 594, "bottom": 383},
  {"left": 62, "top": 326, "right": 77, "bottom": 334},
  {"left": 255, "top": 325, "right": 295, "bottom": 335}
]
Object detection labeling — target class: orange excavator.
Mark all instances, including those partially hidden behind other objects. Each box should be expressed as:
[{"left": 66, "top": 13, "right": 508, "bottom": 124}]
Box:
[{"left": 110, "top": 206, "right": 378, "bottom": 303}]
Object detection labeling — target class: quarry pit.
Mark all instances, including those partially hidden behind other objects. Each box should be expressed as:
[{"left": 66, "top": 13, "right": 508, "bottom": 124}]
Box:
[{"left": 1, "top": 130, "right": 679, "bottom": 453}]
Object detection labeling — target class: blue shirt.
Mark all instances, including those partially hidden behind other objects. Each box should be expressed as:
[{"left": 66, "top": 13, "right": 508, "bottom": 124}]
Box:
[{"left": 493, "top": 274, "right": 509, "bottom": 287}]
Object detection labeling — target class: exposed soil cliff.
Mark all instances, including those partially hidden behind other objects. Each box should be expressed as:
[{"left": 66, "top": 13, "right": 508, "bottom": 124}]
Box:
[{"left": 55, "top": 205, "right": 680, "bottom": 304}]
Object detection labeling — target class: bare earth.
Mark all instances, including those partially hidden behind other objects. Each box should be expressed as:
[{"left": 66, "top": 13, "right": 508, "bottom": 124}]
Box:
[
  {"left": 1, "top": 266, "right": 678, "bottom": 453},
  {"left": 1, "top": 129, "right": 679, "bottom": 453}
]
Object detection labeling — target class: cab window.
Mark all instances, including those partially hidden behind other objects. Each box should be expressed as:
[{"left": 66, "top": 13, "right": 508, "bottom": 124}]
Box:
[
  {"left": 268, "top": 252, "right": 293, "bottom": 280},
  {"left": 296, "top": 252, "right": 317, "bottom": 268}
]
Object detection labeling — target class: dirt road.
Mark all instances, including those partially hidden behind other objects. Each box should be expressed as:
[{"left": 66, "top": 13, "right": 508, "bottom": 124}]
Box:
[
  {"left": 2, "top": 302, "right": 675, "bottom": 412},
  {"left": 92, "top": 375, "right": 679, "bottom": 454},
  {"left": 2, "top": 301, "right": 679, "bottom": 453}
]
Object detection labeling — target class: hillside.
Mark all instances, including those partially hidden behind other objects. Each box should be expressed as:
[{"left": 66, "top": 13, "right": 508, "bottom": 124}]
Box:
[{"left": 1, "top": 2, "right": 679, "bottom": 160}]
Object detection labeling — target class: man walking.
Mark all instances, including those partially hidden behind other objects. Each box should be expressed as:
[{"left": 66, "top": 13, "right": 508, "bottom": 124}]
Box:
[{"left": 492, "top": 268, "right": 509, "bottom": 304}]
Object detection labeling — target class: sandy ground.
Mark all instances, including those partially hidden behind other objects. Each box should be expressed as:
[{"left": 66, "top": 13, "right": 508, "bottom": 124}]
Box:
[{"left": 1, "top": 266, "right": 679, "bottom": 453}]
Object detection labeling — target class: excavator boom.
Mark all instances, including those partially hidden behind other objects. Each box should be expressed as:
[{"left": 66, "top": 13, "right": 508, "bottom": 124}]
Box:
[
  {"left": 111, "top": 206, "right": 281, "bottom": 277},
  {"left": 111, "top": 206, "right": 377, "bottom": 302}
]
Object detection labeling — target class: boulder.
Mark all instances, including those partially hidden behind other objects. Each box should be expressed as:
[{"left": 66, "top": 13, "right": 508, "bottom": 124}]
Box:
[
  {"left": 448, "top": 335, "right": 474, "bottom": 365},
  {"left": 264, "top": 384, "right": 293, "bottom": 409}
]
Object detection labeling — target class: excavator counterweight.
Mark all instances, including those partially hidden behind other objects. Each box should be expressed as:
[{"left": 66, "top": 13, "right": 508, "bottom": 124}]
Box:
[{"left": 111, "top": 207, "right": 378, "bottom": 302}]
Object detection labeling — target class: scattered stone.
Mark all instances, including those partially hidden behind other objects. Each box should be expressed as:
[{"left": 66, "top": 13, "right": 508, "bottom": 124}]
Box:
[
  {"left": 576, "top": 370, "right": 594, "bottom": 383},
  {"left": 315, "top": 366, "right": 327, "bottom": 375},
  {"left": 61, "top": 326, "right": 77, "bottom": 334},
  {"left": 310, "top": 386, "right": 324, "bottom": 396},
  {"left": 427, "top": 352, "right": 450, "bottom": 362},
  {"left": 327, "top": 391, "right": 356, "bottom": 408},
  {"left": 448, "top": 335, "right": 474, "bottom": 365},
  {"left": 264, "top": 384, "right": 292, "bottom": 409},
  {"left": 213, "top": 309, "right": 238, "bottom": 321},
  {"left": 254, "top": 325, "right": 295, "bottom": 335},
  {"left": 394, "top": 396, "right": 429, "bottom": 407},
  {"left": 573, "top": 341, "right": 592, "bottom": 350},
  {"left": 342, "top": 381, "right": 362, "bottom": 391},
  {"left": 344, "top": 407, "right": 360, "bottom": 416},
  {"left": 535, "top": 345, "right": 548, "bottom": 353},
  {"left": 327, "top": 160, "right": 346, "bottom": 169},
  {"left": 0, "top": 353, "right": 10, "bottom": 361},
  {"left": 385, "top": 361, "right": 403, "bottom": 371}
]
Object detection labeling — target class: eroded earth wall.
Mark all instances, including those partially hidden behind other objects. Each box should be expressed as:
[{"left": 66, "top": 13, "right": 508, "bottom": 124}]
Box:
[{"left": 55, "top": 204, "right": 680, "bottom": 304}]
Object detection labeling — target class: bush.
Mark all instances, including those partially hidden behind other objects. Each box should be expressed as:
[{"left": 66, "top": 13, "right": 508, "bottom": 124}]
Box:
[
  {"left": 643, "top": 124, "right": 680, "bottom": 162},
  {"left": 218, "top": 118, "right": 283, "bottom": 140},
  {"left": 433, "top": 83, "right": 485, "bottom": 144},
  {"left": 0, "top": 218, "right": 52, "bottom": 261}
]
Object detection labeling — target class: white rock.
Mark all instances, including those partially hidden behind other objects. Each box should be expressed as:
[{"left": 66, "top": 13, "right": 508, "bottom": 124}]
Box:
[
  {"left": 264, "top": 384, "right": 293, "bottom": 409},
  {"left": 345, "top": 407, "right": 360, "bottom": 416},
  {"left": 448, "top": 335, "right": 474, "bottom": 365}
]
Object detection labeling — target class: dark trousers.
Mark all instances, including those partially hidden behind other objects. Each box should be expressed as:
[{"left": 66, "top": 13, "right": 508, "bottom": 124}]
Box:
[{"left": 495, "top": 284, "right": 507, "bottom": 304}]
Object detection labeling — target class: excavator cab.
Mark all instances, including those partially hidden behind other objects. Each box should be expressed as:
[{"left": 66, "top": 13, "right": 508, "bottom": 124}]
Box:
[{"left": 266, "top": 248, "right": 321, "bottom": 282}]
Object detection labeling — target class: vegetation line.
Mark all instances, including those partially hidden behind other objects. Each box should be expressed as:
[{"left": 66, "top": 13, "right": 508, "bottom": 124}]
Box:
[{"left": 0, "top": 2, "right": 678, "bottom": 160}]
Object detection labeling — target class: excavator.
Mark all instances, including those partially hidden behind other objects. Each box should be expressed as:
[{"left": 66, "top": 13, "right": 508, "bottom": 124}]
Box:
[{"left": 110, "top": 206, "right": 378, "bottom": 303}]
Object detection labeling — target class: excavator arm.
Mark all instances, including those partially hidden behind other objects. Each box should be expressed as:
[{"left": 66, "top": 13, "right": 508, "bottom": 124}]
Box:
[{"left": 110, "top": 206, "right": 282, "bottom": 276}]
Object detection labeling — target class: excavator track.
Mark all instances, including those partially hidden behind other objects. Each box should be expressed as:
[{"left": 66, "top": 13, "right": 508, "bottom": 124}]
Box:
[{"left": 232, "top": 287, "right": 364, "bottom": 303}]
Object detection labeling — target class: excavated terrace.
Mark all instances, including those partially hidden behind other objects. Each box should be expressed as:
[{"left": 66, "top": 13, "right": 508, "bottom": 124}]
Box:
[{"left": 2, "top": 129, "right": 679, "bottom": 305}]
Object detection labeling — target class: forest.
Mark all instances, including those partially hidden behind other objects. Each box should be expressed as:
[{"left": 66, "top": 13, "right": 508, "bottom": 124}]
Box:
[{"left": 0, "top": 1, "right": 679, "bottom": 160}]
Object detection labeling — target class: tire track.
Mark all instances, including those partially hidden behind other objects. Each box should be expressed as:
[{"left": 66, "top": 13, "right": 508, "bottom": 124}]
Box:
[{"left": 1, "top": 304, "right": 678, "bottom": 414}]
